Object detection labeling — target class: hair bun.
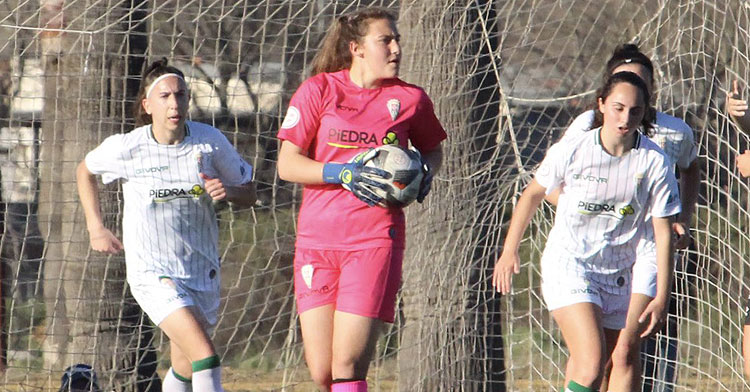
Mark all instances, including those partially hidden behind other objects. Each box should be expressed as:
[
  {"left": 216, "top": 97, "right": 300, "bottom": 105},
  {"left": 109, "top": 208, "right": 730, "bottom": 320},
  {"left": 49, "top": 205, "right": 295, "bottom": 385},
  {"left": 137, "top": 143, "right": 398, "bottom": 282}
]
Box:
[{"left": 616, "top": 43, "right": 640, "bottom": 54}]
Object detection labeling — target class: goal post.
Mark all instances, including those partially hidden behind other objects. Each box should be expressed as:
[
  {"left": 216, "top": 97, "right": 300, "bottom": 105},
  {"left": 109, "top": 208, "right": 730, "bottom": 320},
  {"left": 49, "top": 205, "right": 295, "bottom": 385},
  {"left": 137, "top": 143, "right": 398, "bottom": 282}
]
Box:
[{"left": 0, "top": 0, "right": 748, "bottom": 391}]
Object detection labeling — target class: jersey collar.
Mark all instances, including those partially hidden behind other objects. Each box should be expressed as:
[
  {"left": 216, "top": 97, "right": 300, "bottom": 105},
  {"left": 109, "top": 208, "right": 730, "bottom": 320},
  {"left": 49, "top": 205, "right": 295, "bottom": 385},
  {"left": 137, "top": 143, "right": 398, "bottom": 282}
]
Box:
[
  {"left": 595, "top": 128, "right": 642, "bottom": 150},
  {"left": 148, "top": 122, "right": 190, "bottom": 143}
]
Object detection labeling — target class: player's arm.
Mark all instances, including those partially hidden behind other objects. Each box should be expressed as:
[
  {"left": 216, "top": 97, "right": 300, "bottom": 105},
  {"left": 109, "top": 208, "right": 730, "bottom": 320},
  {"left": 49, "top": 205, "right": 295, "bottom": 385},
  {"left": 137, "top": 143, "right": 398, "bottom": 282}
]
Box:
[
  {"left": 639, "top": 215, "right": 675, "bottom": 337},
  {"left": 75, "top": 160, "right": 123, "bottom": 254},
  {"left": 414, "top": 144, "right": 443, "bottom": 203},
  {"left": 674, "top": 159, "right": 700, "bottom": 248},
  {"left": 277, "top": 139, "right": 389, "bottom": 206},
  {"left": 544, "top": 187, "right": 561, "bottom": 206},
  {"left": 201, "top": 174, "right": 256, "bottom": 208},
  {"left": 492, "top": 180, "right": 547, "bottom": 294},
  {"left": 420, "top": 144, "right": 443, "bottom": 175},
  {"left": 277, "top": 140, "right": 327, "bottom": 184}
]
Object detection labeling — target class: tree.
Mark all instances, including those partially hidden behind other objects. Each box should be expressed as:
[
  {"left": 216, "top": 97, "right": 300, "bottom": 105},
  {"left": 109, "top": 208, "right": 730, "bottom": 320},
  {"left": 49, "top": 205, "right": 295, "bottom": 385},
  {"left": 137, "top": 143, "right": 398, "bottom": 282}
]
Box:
[
  {"left": 398, "top": 1, "right": 506, "bottom": 390},
  {"left": 39, "top": 0, "right": 158, "bottom": 390}
]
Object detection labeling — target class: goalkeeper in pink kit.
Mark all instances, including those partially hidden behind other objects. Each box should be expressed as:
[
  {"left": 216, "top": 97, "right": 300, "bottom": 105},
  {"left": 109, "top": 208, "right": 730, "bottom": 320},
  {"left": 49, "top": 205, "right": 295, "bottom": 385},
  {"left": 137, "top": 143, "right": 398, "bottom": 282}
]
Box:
[{"left": 276, "top": 7, "right": 446, "bottom": 392}]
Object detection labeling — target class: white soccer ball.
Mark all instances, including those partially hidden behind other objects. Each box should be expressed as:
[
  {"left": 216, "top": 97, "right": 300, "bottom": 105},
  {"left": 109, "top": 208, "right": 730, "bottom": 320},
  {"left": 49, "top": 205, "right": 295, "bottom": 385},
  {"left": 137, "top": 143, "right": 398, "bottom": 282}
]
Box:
[{"left": 365, "top": 145, "right": 424, "bottom": 208}]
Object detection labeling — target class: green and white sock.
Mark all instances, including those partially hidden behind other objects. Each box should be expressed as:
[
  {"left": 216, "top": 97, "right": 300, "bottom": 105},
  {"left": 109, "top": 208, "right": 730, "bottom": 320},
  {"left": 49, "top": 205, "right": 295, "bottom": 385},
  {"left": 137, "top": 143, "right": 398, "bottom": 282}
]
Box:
[
  {"left": 192, "top": 355, "right": 223, "bottom": 392},
  {"left": 162, "top": 367, "right": 191, "bottom": 392},
  {"left": 565, "top": 380, "right": 595, "bottom": 392}
]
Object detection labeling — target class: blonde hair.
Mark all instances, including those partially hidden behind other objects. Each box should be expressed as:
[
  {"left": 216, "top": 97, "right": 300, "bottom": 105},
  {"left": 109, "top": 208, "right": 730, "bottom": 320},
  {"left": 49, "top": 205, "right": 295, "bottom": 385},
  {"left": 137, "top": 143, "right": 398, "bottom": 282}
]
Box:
[{"left": 310, "top": 8, "right": 396, "bottom": 76}]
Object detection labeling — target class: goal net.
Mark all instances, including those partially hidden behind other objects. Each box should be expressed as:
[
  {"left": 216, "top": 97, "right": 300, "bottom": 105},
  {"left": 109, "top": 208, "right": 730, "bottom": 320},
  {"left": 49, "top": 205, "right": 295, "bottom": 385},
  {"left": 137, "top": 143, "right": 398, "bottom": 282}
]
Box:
[{"left": 0, "top": 0, "right": 748, "bottom": 391}]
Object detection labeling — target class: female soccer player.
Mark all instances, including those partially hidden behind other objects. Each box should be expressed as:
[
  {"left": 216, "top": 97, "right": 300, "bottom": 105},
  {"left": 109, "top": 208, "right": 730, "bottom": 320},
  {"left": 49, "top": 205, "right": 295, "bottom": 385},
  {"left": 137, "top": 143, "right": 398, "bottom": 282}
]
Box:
[
  {"left": 493, "top": 71, "right": 681, "bottom": 392},
  {"left": 76, "top": 59, "right": 256, "bottom": 392},
  {"left": 552, "top": 44, "right": 700, "bottom": 392},
  {"left": 276, "top": 7, "right": 446, "bottom": 392}
]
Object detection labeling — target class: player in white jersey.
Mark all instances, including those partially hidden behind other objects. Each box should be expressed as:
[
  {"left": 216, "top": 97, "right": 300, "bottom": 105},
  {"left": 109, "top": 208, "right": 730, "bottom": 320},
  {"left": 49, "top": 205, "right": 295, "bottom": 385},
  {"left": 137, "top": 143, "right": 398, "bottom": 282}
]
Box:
[
  {"left": 551, "top": 44, "right": 700, "bottom": 392},
  {"left": 76, "top": 59, "right": 255, "bottom": 392},
  {"left": 494, "top": 71, "right": 681, "bottom": 392}
]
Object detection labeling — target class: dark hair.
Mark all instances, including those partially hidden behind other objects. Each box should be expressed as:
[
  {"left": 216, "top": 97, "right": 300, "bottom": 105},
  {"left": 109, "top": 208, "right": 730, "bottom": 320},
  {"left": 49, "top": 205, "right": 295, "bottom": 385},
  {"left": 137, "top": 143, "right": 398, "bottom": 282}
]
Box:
[
  {"left": 604, "top": 43, "right": 654, "bottom": 86},
  {"left": 310, "top": 8, "right": 396, "bottom": 76},
  {"left": 133, "top": 58, "right": 186, "bottom": 127},
  {"left": 592, "top": 71, "right": 654, "bottom": 136}
]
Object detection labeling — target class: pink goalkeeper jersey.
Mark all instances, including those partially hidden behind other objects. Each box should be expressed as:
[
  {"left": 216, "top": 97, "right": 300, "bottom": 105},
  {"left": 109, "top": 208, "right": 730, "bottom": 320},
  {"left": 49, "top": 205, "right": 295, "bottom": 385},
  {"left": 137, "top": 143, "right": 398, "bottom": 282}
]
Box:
[{"left": 278, "top": 69, "right": 447, "bottom": 250}]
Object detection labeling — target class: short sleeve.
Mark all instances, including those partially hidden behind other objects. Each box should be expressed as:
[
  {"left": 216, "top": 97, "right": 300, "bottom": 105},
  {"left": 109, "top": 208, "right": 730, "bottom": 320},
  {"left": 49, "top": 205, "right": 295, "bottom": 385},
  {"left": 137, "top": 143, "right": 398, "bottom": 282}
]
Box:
[
  {"left": 210, "top": 133, "right": 254, "bottom": 186},
  {"left": 534, "top": 141, "right": 569, "bottom": 194},
  {"left": 676, "top": 125, "right": 698, "bottom": 170},
  {"left": 84, "top": 134, "right": 127, "bottom": 184},
  {"left": 277, "top": 77, "right": 323, "bottom": 151},
  {"left": 408, "top": 90, "right": 447, "bottom": 152},
  {"left": 560, "top": 110, "right": 596, "bottom": 142},
  {"left": 648, "top": 156, "right": 682, "bottom": 218}
]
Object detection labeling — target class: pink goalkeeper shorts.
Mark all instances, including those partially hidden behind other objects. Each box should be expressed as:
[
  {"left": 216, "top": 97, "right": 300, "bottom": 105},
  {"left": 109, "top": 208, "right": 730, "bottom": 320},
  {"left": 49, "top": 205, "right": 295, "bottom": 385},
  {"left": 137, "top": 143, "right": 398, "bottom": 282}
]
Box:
[{"left": 294, "top": 246, "right": 404, "bottom": 323}]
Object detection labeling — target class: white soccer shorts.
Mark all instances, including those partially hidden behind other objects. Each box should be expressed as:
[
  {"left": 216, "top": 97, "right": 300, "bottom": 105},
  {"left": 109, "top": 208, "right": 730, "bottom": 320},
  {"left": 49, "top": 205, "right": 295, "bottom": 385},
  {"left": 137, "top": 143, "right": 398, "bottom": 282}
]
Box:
[
  {"left": 541, "top": 254, "right": 631, "bottom": 330},
  {"left": 129, "top": 274, "right": 220, "bottom": 330}
]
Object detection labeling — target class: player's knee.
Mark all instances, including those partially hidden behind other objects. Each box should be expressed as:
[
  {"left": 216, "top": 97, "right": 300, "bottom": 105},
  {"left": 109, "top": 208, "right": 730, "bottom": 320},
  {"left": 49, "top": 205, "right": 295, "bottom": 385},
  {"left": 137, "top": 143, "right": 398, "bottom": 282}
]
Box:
[
  {"left": 171, "top": 352, "right": 193, "bottom": 377},
  {"left": 567, "top": 355, "right": 603, "bottom": 386},
  {"left": 310, "top": 371, "right": 332, "bottom": 390},
  {"left": 610, "top": 337, "right": 640, "bottom": 368},
  {"left": 308, "top": 363, "right": 333, "bottom": 389},
  {"left": 331, "top": 353, "right": 368, "bottom": 380}
]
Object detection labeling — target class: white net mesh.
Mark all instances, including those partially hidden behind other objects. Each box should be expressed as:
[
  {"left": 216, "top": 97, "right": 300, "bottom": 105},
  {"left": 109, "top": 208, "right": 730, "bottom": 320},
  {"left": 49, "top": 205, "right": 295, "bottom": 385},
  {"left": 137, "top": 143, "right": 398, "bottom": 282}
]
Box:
[{"left": 0, "top": 0, "right": 747, "bottom": 390}]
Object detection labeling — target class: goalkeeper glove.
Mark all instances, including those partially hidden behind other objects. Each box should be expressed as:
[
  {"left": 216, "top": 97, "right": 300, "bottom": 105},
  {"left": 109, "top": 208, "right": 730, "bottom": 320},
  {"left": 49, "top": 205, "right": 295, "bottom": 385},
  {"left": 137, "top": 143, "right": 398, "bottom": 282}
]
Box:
[
  {"left": 411, "top": 148, "right": 433, "bottom": 203},
  {"left": 322, "top": 149, "right": 391, "bottom": 207}
]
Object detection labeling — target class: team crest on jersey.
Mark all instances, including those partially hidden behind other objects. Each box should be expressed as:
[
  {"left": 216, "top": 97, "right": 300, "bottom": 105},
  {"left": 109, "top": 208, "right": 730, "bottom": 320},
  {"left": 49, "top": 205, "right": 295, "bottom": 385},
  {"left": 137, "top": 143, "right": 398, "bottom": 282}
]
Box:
[
  {"left": 387, "top": 99, "right": 400, "bottom": 121},
  {"left": 655, "top": 135, "right": 667, "bottom": 150}
]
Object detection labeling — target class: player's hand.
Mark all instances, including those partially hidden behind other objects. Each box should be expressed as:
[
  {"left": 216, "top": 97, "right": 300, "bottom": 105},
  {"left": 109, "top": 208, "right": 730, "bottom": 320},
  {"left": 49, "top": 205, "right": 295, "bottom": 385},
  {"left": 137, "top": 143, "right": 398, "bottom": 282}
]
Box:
[
  {"left": 737, "top": 150, "right": 750, "bottom": 178},
  {"left": 412, "top": 148, "right": 433, "bottom": 203},
  {"left": 200, "top": 173, "right": 228, "bottom": 201},
  {"left": 671, "top": 221, "right": 691, "bottom": 249},
  {"left": 728, "top": 80, "right": 748, "bottom": 118},
  {"left": 323, "top": 149, "right": 391, "bottom": 207},
  {"left": 638, "top": 296, "right": 669, "bottom": 338},
  {"left": 88, "top": 227, "right": 123, "bottom": 254},
  {"left": 492, "top": 251, "right": 520, "bottom": 295}
]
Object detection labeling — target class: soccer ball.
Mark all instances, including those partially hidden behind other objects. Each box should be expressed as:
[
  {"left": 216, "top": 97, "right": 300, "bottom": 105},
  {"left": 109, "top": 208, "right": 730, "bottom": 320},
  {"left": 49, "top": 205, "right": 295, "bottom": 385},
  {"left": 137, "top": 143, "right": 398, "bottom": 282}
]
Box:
[{"left": 366, "top": 145, "right": 424, "bottom": 208}]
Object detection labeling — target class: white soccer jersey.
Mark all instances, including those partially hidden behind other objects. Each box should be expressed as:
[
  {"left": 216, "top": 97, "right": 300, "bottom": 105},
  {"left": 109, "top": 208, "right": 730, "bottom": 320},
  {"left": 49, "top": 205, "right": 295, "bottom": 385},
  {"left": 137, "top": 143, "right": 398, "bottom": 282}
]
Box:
[
  {"left": 85, "top": 121, "right": 253, "bottom": 291},
  {"left": 561, "top": 110, "right": 697, "bottom": 282},
  {"left": 535, "top": 130, "right": 681, "bottom": 294}
]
